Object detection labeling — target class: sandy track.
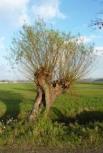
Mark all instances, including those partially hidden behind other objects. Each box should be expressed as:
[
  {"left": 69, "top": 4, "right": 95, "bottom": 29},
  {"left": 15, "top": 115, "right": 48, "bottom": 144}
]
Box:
[{"left": 0, "top": 147, "right": 103, "bottom": 153}]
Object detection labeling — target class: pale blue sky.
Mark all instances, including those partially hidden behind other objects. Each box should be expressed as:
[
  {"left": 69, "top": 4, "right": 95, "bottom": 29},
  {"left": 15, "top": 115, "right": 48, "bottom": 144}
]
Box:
[{"left": 0, "top": 0, "right": 103, "bottom": 80}]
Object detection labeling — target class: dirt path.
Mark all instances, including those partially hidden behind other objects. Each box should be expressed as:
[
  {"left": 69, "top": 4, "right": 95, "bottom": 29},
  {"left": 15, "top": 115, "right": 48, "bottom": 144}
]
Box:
[{"left": 0, "top": 146, "right": 103, "bottom": 153}]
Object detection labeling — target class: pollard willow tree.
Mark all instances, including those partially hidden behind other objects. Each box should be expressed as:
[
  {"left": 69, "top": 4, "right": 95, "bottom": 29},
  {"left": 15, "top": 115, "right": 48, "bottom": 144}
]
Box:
[{"left": 10, "top": 21, "right": 94, "bottom": 121}]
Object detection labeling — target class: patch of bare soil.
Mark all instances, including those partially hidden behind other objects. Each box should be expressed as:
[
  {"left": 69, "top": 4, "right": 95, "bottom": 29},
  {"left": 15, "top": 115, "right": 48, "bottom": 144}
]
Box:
[{"left": 0, "top": 146, "right": 103, "bottom": 153}]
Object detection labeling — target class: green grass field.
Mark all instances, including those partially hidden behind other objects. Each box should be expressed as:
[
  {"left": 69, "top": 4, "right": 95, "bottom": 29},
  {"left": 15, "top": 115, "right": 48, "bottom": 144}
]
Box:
[{"left": 0, "top": 82, "right": 103, "bottom": 150}]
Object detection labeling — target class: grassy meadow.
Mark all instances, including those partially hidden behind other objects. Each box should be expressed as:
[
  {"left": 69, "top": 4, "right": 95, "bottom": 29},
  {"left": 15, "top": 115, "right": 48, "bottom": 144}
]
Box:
[{"left": 0, "top": 82, "right": 103, "bottom": 150}]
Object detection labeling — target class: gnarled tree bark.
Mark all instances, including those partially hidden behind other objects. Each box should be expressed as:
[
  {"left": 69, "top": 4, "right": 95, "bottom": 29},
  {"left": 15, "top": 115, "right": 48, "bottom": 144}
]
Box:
[
  {"left": 29, "top": 86, "right": 43, "bottom": 121},
  {"left": 29, "top": 68, "right": 70, "bottom": 121}
]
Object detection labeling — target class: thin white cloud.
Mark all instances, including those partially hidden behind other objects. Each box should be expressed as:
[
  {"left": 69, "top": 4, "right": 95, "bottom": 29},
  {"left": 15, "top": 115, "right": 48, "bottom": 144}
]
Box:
[
  {"left": 75, "top": 36, "right": 103, "bottom": 56},
  {"left": 0, "top": 0, "right": 29, "bottom": 11},
  {"left": 17, "top": 12, "right": 30, "bottom": 27},
  {"left": 94, "top": 47, "right": 103, "bottom": 56},
  {"left": 31, "top": 0, "right": 66, "bottom": 20},
  {"left": 77, "top": 36, "right": 103, "bottom": 56},
  {"left": 88, "top": 34, "right": 103, "bottom": 41},
  {"left": 0, "top": 0, "right": 66, "bottom": 27},
  {"left": 77, "top": 36, "right": 92, "bottom": 43},
  {"left": 0, "top": 0, "right": 30, "bottom": 27},
  {"left": 76, "top": 34, "right": 103, "bottom": 44}
]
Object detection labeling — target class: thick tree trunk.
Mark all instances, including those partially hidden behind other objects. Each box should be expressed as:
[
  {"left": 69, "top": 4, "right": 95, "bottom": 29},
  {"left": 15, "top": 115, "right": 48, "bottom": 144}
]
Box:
[
  {"left": 29, "top": 83, "right": 64, "bottom": 121},
  {"left": 42, "top": 83, "right": 52, "bottom": 113},
  {"left": 29, "top": 86, "right": 43, "bottom": 121},
  {"left": 29, "top": 68, "right": 66, "bottom": 121}
]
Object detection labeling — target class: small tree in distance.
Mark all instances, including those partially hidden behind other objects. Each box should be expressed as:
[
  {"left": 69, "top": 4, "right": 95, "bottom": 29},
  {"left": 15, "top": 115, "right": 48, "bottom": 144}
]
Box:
[
  {"left": 91, "top": 18, "right": 103, "bottom": 29},
  {"left": 10, "top": 20, "right": 94, "bottom": 121}
]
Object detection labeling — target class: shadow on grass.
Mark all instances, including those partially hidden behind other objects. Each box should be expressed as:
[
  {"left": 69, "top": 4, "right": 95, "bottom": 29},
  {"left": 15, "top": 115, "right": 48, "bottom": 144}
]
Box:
[
  {"left": 0, "top": 90, "right": 23, "bottom": 122},
  {"left": 52, "top": 107, "right": 103, "bottom": 125}
]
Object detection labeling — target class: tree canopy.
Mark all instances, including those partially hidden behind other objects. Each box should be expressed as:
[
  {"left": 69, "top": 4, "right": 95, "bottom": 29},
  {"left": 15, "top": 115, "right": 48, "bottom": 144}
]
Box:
[{"left": 11, "top": 21, "right": 93, "bottom": 83}]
